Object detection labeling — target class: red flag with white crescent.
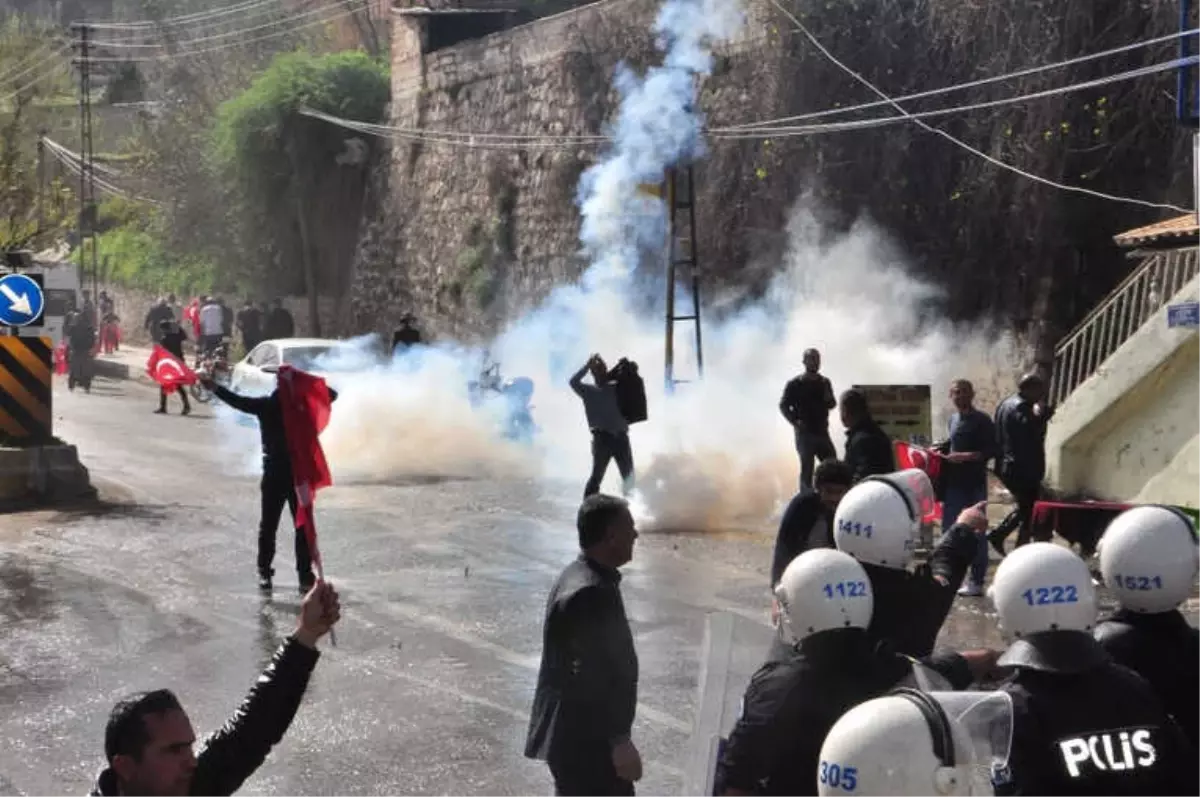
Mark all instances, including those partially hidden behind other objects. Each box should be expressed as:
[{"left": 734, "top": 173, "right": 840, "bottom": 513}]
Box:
[
  {"left": 146, "top": 345, "right": 198, "bottom": 393},
  {"left": 276, "top": 365, "right": 333, "bottom": 577}
]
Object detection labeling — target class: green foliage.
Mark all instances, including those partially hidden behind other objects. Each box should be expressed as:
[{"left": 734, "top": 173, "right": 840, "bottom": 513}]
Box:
[
  {"left": 210, "top": 49, "right": 389, "bottom": 289},
  {"left": 73, "top": 212, "right": 217, "bottom": 296}
]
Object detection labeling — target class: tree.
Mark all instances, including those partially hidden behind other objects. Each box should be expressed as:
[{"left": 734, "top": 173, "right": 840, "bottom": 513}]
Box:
[
  {"left": 212, "top": 49, "right": 389, "bottom": 333},
  {"left": 0, "top": 17, "right": 75, "bottom": 249}
]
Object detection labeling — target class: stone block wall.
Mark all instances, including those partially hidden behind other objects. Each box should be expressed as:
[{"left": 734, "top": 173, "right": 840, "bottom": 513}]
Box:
[{"left": 350, "top": 0, "right": 782, "bottom": 341}]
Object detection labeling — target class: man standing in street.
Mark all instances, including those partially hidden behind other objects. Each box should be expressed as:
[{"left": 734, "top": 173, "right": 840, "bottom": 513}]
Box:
[
  {"left": 91, "top": 582, "right": 341, "bottom": 797},
  {"left": 938, "top": 379, "right": 995, "bottom": 596},
  {"left": 236, "top": 299, "right": 264, "bottom": 355},
  {"left": 988, "top": 372, "right": 1054, "bottom": 557},
  {"left": 198, "top": 296, "right": 224, "bottom": 355},
  {"left": 392, "top": 314, "right": 422, "bottom": 355},
  {"left": 570, "top": 354, "right": 634, "bottom": 498},
  {"left": 525, "top": 494, "right": 642, "bottom": 796},
  {"left": 154, "top": 320, "right": 191, "bottom": 416},
  {"left": 839, "top": 388, "right": 895, "bottom": 484},
  {"left": 265, "top": 298, "right": 295, "bottom": 340},
  {"left": 203, "top": 374, "right": 338, "bottom": 593},
  {"left": 778, "top": 349, "right": 837, "bottom": 491}
]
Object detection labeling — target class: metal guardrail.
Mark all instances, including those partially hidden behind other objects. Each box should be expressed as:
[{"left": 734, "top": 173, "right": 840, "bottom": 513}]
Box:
[{"left": 1049, "top": 247, "right": 1199, "bottom": 406}]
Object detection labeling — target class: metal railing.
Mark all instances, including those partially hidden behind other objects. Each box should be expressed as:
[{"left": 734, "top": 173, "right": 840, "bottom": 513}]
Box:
[{"left": 1049, "top": 246, "right": 1199, "bottom": 406}]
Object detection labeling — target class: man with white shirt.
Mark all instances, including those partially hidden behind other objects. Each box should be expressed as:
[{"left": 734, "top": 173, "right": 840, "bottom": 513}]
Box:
[{"left": 198, "top": 296, "right": 225, "bottom": 355}]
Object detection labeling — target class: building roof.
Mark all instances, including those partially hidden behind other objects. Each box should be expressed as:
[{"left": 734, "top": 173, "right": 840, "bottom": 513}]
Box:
[{"left": 1113, "top": 214, "right": 1199, "bottom": 248}]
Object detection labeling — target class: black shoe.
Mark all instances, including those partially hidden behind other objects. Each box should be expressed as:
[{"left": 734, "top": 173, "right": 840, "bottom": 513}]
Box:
[
  {"left": 988, "top": 531, "right": 1006, "bottom": 559},
  {"left": 181, "top": 406, "right": 191, "bottom": 416},
  {"left": 298, "top": 575, "right": 316, "bottom": 596},
  {"left": 154, "top": 407, "right": 167, "bottom": 414},
  {"left": 258, "top": 569, "right": 274, "bottom": 590}
]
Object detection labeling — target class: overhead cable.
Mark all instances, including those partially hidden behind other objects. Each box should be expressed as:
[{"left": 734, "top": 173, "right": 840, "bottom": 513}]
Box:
[{"left": 765, "top": 0, "right": 1193, "bottom": 214}]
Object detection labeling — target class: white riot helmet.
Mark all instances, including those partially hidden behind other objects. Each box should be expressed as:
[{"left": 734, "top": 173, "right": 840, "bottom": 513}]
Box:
[
  {"left": 1098, "top": 505, "right": 1199, "bottom": 613},
  {"left": 988, "top": 542, "right": 1097, "bottom": 637},
  {"left": 817, "top": 689, "right": 977, "bottom": 796},
  {"left": 774, "top": 548, "right": 873, "bottom": 646},
  {"left": 833, "top": 469, "right": 934, "bottom": 569}
]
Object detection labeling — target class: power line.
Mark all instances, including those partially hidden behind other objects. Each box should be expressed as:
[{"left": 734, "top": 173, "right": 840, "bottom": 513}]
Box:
[
  {"left": 765, "top": 0, "right": 1193, "bottom": 214},
  {"left": 0, "top": 51, "right": 72, "bottom": 106},
  {"left": 83, "top": 0, "right": 362, "bottom": 50},
  {"left": 79, "top": 2, "right": 369, "bottom": 62},
  {"left": 722, "top": 28, "right": 1199, "bottom": 131},
  {"left": 0, "top": 44, "right": 71, "bottom": 92},
  {"left": 711, "top": 57, "right": 1197, "bottom": 138},
  {"left": 86, "top": 0, "right": 282, "bottom": 30}
]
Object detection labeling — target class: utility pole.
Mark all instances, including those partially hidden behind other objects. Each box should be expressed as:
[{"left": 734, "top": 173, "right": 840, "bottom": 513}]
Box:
[
  {"left": 1182, "top": 0, "right": 1199, "bottom": 218},
  {"left": 72, "top": 21, "right": 99, "bottom": 304},
  {"left": 663, "top": 164, "right": 704, "bottom": 393},
  {"left": 35, "top": 132, "right": 45, "bottom": 243}
]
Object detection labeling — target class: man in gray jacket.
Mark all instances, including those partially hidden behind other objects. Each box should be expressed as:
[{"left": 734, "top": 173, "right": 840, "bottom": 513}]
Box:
[{"left": 570, "top": 354, "right": 634, "bottom": 498}]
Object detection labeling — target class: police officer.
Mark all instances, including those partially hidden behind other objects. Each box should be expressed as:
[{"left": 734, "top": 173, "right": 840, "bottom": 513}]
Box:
[
  {"left": 817, "top": 690, "right": 980, "bottom": 796},
  {"left": 833, "top": 469, "right": 983, "bottom": 658},
  {"left": 988, "top": 542, "right": 1196, "bottom": 795},
  {"left": 718, "top": 550, "right": 991, "bottom": 796},
  {"left": 1094, "top": 506, "right": 1199, "bottom": 747}
]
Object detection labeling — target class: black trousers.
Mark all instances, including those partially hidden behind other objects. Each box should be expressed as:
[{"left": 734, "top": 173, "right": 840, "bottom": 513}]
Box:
[
  {"left": 991, "top": 473, "right": 1044, "bottom": 548},
  {"left": 794, "top": 427, "right": 835, "bottom": 491},
  {"left": 548, "top": 752, "right": 634, "bottom": 796},
  {"left": 159, "top": 385, "right": 190, "bottom": 412},
  {"left": 584, "top": 430, "right": 634, "bottom": 498},
  {"left": 259, "top": 471, "right": 313, "bottom": 581}
]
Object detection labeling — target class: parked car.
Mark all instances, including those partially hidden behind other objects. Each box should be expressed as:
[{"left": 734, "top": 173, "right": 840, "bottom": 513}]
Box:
[{"left": 227, "top": 337, "right": 361, "bottom": 394}]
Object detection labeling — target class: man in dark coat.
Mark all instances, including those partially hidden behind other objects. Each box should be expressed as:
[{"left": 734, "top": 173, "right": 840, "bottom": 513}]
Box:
[
  {"left": 391, "top": 314, "right": 422, "bottom": 354},
  {"left": 204, "top": 376, "right": 339, "bottom": 593},
  {"left": 839, "top": 388, "right": 894, "bottom": 483},
  {"left": 90, "top": 582, "right": 340, "bottom": 796},
  {"left": 988, "top": 372, "right": 1054, "bottom": 556},
  {"left": 778, "top": 348, "right": 837, "bottom": 491},
  {"left": 525, "top": 494, "right": 642, "bottom": 796},
  {"left": 155, "top": 320, "right": 191, "bottom": 416},
  {"left": 263, "top": 299, "right": 295, "bottom": 340}
]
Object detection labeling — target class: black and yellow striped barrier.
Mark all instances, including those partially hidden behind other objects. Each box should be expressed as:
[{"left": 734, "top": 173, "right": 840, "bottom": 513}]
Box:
[{"left": 0, "top": 336, "right": 52, "bottom": 442}]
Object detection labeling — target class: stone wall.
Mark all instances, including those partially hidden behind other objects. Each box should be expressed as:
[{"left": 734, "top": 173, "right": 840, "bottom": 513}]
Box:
[{"left": 350, "top": 0, "right": 782, "bottom": 341}]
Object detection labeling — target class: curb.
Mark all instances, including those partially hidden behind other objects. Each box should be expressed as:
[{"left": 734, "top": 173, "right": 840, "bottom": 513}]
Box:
[
  {"left": 0, "top": 444, "right": 96, "bottom": 508},
  {"left": 92, "top": 354, "right": 156, "bottom": 386}
]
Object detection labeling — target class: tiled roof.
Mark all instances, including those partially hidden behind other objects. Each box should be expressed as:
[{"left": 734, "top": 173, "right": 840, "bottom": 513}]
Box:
[{"left": 1113, "top": 214, "right": 1199, "bottom": 248}]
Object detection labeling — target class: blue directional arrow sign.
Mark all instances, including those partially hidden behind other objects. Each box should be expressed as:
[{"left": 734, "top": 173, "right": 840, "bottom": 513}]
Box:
[{"left": 0, "top": 273, "right": 45, "bottom": 327}]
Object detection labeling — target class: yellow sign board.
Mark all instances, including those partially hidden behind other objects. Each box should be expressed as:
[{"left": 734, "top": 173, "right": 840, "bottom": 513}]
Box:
[
  {"left": 636, "top": 182, "right": 664, "bottom": 198},
  {"left": 851, "top": 384, "right": 932, "bottom": 446}
]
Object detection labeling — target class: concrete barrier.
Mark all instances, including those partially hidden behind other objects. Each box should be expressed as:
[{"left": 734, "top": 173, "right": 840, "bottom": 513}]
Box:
[{"left": 0, "top": 443, "right": 96, "bottom": 508}]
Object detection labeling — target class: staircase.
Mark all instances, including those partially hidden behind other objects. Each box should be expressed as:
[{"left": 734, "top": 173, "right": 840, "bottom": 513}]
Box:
[
  {"left": 1045, "top": 228, "right": 1199, "bottom": 507},
  {"left": 1049, "top": 246, "right": 1198, "bottom": 406}
]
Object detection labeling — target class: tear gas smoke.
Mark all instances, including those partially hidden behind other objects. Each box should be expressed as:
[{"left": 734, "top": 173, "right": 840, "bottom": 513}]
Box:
[{"left": 209, "top": 0, "right": 1022, "bottom": 533}]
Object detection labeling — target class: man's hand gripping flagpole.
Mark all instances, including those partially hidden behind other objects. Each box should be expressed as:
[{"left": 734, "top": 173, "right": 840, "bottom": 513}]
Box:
[{"left": 277, "top": 365, "right": 338, "bottom": 646}]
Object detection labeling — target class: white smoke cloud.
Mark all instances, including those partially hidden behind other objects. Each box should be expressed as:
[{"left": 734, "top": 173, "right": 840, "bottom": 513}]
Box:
[{"left": 207, "top": 0, "right": 1023, "bottom": 533}]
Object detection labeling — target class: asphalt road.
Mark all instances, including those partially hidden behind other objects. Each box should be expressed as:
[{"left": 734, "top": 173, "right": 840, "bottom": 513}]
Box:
[{"left": 0, "top": 373, "right": 1018, "bottom": 796}]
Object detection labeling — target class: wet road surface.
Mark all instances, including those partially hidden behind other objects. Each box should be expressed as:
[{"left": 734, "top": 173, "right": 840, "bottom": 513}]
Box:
[{"left": 0, "top": 373, "right": 1142, "bottom": 795}]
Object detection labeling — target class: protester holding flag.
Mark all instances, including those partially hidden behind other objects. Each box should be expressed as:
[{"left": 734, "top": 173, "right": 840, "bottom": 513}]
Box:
[
  {"left": 151, "top": 320, "right": 193, "bottom": 416},
  {"left": 202, "top": 368, "right": 337, "bottom": 594},
  {"left": 937, "top": 378, "right": 996, "bottom": 596}
]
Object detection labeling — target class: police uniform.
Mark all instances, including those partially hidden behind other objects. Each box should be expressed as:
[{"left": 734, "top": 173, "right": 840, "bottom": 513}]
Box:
[
  {"left": 1095, "top": 608, "right": 1199, "bottom": 748},
  {"left": 993, "top": 631, "right": 1197, "bottom": 796}
]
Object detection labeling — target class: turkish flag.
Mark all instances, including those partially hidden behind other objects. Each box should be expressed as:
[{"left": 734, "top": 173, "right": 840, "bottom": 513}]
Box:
[
  {"left": 276, "top": 365, "right": 333, "bottom": 575},
  {"left": 895, "top": 440, "right": 944, "bottom": 522},
  {"left": 146, "top": 345, "right": 198, "bottom": 393}
]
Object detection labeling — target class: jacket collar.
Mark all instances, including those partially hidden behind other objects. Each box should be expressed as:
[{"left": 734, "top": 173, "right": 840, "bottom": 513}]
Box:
[
  {"left": 580, "top": 553, "right": 622, "bottom": 584},
  {"left": 1106, "top": 607, "right": 1191, "bottom": 632},
  {"left": 997, "top": 630, "right": 1109, "bottom": 674},
  {"left": 92, "top": 768, "right": 119, "bottom": 796}
]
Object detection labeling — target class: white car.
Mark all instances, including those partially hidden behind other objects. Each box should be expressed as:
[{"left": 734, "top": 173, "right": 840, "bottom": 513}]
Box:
[{"left": 227, "top": 337, "right": 361, "bottom": 395}]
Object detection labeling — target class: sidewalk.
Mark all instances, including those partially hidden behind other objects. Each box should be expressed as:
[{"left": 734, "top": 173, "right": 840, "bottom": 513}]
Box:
[{"left": 92, "top": 345, "right": 155, "bottom": 385}]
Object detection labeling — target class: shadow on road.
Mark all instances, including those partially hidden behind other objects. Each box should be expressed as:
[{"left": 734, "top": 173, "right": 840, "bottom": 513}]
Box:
[{"left": 48, "top": 498, "right": 170, "bottom": 522}]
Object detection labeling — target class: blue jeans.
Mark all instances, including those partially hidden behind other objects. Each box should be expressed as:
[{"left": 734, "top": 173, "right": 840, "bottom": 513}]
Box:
[{"left": 943, "top": 480, "right": 990, "bottom": 586}]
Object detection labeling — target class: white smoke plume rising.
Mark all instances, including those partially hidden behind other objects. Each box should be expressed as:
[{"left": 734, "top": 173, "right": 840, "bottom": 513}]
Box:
[{"left": 208, "top": 0, "right": 1022, "bottom": 533}]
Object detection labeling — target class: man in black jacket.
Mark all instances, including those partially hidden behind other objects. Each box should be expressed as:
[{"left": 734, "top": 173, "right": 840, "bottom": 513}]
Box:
[
  {"left": 90, "top": 582, "right": 341, "bottom": 796},
  {"left": 525, "top": 494, "right": 641, "bottom": 796},
  {"left": 204, "top": 376, "right": 339, "bottom": 593},
  {"left": 988, "top": 372, "right": 1054, "bottom": 556},
  {"left": 838, "top": 388, "right": 894, "bottom": 483},
  {"left": 155, "top": 320, "right": 191, "bottom": 416},
  {"left": 778, "top": 349, "right": 838, "bottom": 491}
]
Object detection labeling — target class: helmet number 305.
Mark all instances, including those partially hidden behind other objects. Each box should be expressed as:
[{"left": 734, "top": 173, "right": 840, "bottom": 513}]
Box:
[
  {"left": 1111, "top": 574, "right": 1163, "bottom": 590},
  {"left": 837, "top": 519, "right": 873, "bottom": 538},
  {"left": 823, "top": 581, "right": 868, "bottom": 599},
  {"left": 818, "top": 761, "right": 858, "bottom": 791},
  {"left": 1021, "top": 585, "right": 1079, "bottom": 606}
]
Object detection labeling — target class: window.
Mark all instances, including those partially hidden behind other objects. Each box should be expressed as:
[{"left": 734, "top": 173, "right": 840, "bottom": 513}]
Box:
[{"left": 257, "top": 345, "right": 280, "bottom": 367}]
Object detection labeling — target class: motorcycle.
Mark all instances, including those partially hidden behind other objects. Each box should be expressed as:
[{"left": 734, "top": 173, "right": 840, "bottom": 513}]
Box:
[
  {"left": 468, "top": 362, "right": 538, "bottom": 444},
  {"left": 189, "top": 339, "right": 232, "bottom": 403}
]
